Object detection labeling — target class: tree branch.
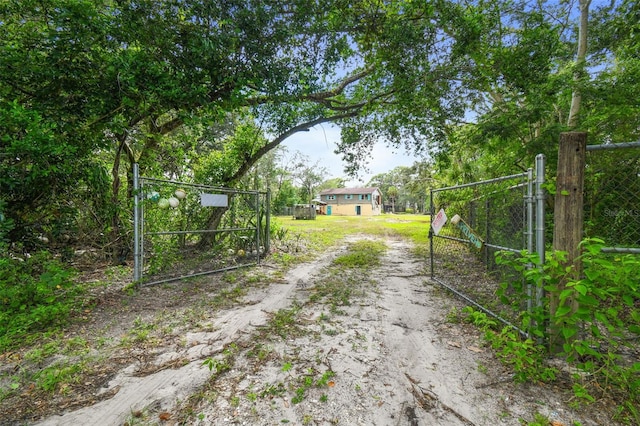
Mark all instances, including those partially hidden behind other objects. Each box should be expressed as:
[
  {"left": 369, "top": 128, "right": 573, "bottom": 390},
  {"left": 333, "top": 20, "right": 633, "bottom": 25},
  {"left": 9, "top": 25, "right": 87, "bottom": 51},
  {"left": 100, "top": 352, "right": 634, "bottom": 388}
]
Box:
[
  {"left": 227, "top": 111, "right": 360, "bottom": 184},
  {"left": 243, "top": 65, "right": 376, "bottom": 106}
]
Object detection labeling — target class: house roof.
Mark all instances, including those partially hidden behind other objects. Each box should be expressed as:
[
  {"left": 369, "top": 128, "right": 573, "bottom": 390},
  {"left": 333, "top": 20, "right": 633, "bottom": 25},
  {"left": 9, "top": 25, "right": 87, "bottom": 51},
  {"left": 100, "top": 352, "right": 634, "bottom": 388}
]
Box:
[{"left": 319, "top": 187, "right": 381, "bottom": 196}]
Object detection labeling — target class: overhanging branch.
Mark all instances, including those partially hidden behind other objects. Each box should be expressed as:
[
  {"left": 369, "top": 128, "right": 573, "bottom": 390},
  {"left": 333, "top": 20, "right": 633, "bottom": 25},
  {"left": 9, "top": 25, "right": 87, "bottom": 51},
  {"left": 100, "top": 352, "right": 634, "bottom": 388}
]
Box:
[{"left": 227, "top": 111, "right": 360, "bottom": 184}]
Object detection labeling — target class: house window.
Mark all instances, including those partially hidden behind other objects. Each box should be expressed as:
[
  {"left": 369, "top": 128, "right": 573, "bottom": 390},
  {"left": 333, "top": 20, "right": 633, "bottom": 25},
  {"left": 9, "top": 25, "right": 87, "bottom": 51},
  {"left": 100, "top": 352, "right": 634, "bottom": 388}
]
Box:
[
  {"left": 345, "top": 195, "right": 353, "bottom": 200},
  {"left": 358, "top": 194, "right": 370, "bottom": 201},
  {"left": 327, "top": 195, "right": 336, "bottom": 200}
]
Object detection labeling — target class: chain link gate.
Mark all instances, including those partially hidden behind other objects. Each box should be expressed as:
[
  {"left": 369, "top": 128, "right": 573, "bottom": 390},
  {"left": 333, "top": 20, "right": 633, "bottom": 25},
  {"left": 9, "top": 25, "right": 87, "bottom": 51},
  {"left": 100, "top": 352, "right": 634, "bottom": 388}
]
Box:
[
  {"left": 429, "top": 155, "right": 545, "bottom": 333},
  {"left": 133, "top": 164, "right": 270, "bottom": 286}
]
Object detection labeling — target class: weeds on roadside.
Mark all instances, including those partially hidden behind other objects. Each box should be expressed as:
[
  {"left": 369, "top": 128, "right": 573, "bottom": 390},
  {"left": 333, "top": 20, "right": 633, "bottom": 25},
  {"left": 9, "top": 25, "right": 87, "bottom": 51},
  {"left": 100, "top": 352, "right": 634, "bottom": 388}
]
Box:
[
  {"left": 332, "top": 240, "right": 386, "bottom": 268},
  {"left": 462, "top": 307, "right": 558, "bottom": 384},
  {"left": 289, "top": 368, "right": 335, "bottom": 404},
  {"left": 264, "top": 305, "right": 303, "bottom": 339},
  {"left": 308, "top": 240, "right": 386, "bottom": 313},
  {"left": 202, "top": 343, "right": 238, "bottom": 375},
  {"left": 493, "top": 238, "right": 640, "bottom": 423},
  {"left": 0, "top": 252, "right": 81, "bottom": 351}
]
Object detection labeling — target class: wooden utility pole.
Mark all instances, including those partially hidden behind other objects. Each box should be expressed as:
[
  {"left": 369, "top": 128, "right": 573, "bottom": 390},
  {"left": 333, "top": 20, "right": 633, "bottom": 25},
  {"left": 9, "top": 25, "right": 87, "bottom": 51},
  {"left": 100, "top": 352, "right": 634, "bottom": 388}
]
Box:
[{"left": 550, "top": 132, "right": 587, "bottom": 352}]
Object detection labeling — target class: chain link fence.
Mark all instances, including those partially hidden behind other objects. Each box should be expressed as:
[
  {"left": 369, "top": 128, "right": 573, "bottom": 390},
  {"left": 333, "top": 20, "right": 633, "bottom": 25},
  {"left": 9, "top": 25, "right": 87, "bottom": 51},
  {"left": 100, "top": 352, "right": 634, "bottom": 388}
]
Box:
[
  {"left": 133, "top": 165, "right": 270, "bottom": 286},
  {"left": 584, "top": 142, "right": 640, "bottom": 253},
  {"left": 430, "top": 157, "right": 545, "bottom": 331}
]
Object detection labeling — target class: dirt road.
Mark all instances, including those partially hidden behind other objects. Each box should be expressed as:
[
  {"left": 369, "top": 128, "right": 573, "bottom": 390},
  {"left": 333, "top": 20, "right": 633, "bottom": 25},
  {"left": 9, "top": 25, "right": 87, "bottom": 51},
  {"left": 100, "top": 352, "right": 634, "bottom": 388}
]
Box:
[{"left": 33, "top": 235, "right": 602, "bottom": 425}]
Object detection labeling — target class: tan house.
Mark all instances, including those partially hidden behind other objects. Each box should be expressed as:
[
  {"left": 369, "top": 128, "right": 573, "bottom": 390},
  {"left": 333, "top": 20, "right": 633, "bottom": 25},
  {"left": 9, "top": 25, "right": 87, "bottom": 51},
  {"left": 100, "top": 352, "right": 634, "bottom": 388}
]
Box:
[{"left": 318, "top": 187, "right": 383, "bottom": 216}]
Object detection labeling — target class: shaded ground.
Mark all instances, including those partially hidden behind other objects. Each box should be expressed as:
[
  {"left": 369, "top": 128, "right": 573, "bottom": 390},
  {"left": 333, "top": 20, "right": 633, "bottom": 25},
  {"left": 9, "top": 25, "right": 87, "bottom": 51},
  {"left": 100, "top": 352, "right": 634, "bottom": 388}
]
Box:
[{"left": 0, "top": 234, "right": 620, "bottom": 425}]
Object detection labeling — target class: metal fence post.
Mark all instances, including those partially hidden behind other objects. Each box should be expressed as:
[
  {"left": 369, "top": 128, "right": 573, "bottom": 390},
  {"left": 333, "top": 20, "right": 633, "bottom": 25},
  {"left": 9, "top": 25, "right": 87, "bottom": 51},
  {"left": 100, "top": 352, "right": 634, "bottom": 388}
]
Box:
[
  {"left": 255, "top": 191, "right": 261, "bottom": 265},
  {"left": 485, "top": 198, "right": 491, "bottom": 267},
  {"left": 535, "top": 154, "right": 546, "bottom": 320},
  {"left": 429, "top": 189, "right": 435, "bottom": 279},
  {"left": 526, "top": 167, "right": 534, "bottom": 315},
  {"left": 133, "top": 163, "right": 141, "bottom": 282},
  {"left": 265, "top": 188, "right": 271, "bottom": 255}
]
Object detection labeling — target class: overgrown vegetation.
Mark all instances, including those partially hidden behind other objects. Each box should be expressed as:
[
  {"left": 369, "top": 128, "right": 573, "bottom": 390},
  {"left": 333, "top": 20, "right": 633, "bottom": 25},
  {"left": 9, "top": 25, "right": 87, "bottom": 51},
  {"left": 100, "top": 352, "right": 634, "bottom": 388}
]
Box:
[
  {"left": 0, "top": 252, "right": 82, "bottom": 352},
  {"left": 486, "top": 238, "right": 640, "bottom": 422}
]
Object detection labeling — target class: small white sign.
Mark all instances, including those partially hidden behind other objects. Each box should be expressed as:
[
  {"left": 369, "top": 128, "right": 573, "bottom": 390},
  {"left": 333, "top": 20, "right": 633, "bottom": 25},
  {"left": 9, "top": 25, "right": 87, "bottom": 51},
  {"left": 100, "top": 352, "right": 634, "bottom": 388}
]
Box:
[
  {"left": 201, "top": 193, "right": 228, "bottom": 207},
  {"left": 431, "top": 208, "right": 448, "bottom": 235}
]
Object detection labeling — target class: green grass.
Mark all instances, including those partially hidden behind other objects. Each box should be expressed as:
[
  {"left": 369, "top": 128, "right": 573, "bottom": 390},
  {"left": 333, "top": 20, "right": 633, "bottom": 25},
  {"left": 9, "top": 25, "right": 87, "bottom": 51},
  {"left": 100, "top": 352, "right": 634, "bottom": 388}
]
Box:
[
  {"left": 332, "top": 240, "right": 386, "bottom": 268},
  {"left": 274, "top": 214, "right": 430, "bottom": 262}
]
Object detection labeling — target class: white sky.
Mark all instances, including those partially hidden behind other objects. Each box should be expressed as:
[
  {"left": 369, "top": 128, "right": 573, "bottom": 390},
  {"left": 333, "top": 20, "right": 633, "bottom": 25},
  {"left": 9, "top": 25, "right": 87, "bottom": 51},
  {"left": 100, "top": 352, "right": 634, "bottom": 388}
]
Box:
[{"left": 282, "top": 123, "right": 421, "bottom": 186}]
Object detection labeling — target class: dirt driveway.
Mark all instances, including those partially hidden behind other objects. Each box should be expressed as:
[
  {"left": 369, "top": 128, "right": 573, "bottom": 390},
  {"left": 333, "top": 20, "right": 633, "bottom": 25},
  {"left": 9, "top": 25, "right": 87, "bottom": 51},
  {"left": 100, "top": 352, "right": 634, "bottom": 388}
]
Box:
[{"left": 9, "top": 234, "right": 610, "bottom": 425}]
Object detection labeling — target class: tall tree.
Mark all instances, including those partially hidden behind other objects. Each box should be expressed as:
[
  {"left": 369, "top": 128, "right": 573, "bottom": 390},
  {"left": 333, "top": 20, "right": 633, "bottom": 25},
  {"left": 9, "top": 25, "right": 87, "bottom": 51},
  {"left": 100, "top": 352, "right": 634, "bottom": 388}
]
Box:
[
  {"left": 567, "top": 0, "right": 592, "bottom": 128},
  {"left": 293, "top": 158, "right": 328, "bottom": 204},
  {"left": 318, "top": 178, "right": 347, "bottom": 192}
]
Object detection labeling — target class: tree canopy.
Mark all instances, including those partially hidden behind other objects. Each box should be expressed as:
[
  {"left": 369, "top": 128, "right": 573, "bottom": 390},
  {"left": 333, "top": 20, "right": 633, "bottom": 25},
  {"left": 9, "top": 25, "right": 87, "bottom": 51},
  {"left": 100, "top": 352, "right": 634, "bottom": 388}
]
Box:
[{"left": 1, "top": 0, "right": 638, "bottom": 252}]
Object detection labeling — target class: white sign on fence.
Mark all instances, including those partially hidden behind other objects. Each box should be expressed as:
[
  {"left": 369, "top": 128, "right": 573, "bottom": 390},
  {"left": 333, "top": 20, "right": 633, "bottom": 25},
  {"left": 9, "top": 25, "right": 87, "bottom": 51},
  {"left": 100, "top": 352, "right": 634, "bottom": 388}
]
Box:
[
  {"left": 431, "top": 208, "right": 447, "bottom": 235},
  {"left": 201, "top": 193, "right": 228, "bottom": 207}
]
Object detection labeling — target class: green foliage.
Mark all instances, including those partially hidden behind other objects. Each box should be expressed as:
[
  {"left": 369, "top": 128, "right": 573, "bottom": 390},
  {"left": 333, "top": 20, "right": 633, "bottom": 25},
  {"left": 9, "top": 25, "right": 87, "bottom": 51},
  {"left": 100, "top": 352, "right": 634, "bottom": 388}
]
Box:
[
  {"left": 193, "top": 116, "right": 268, "bottom": 186},
  {"left": 272, "top": 180, "right": 302, "bottom": 215},
  {"left": 495, "top": 238, "right": 640, "bottom": 421},
  {"left": 332, "top": 240, "right": 386, "bottom": 268},
  {"left": 0, "top": 200, "right": 14, "bottom": 251},
  {"left": 34, "top": 361, "right": 83, "bottom": 393},
  {"left": 0, "top": 102, "right": 104, "bottom": 248},
  {"left": 264, "top": 306, "right": 302, "bottom": 340},
  {"left": 431, "top": 0, "right": 639, "bottom": 189},
  {"left": 0, "top": 252, "right": 79, "bottom": 351},
  {"left": 203, "top": 343, "right": 238, "bottom": 375},
  {"left": 291, "top": 369, "right": 335, "bottom": 404},
  {"left": 462, "top": 307, "right": 557, "bottom": 383}
]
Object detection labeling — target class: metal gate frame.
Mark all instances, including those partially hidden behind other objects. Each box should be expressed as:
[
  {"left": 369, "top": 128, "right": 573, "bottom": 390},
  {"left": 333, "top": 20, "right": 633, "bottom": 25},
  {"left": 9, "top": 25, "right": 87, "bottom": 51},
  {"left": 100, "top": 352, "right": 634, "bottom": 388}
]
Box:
[
  {"left": 133, "top": 164, "right": 270, "bottom": 286},
  {"left": 429, "top": 155, "right": 546, "bottom": 335}
]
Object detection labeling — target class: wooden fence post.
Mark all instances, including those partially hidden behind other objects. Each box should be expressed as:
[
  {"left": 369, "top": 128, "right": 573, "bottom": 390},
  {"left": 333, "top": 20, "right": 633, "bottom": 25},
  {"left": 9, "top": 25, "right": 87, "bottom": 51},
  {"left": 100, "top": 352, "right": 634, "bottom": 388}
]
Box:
[{"left": 550, "top": 132, "right": 586, "bottom": 352}]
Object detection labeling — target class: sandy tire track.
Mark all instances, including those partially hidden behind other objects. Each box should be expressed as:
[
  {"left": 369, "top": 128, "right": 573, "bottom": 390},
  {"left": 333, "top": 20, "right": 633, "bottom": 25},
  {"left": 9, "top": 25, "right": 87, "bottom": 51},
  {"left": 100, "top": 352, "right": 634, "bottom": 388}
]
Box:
[{"left": 35, "top": 235, "right": 602, "bottom": 425}]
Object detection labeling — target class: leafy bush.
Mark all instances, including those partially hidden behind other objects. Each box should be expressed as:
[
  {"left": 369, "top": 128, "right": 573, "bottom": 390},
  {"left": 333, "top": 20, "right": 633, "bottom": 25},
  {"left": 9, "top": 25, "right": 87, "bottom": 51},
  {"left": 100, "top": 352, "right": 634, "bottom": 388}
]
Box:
[
  {"left": 0, "top": 252, "right": 79, "bottom": 351},
  {"left": 462, "top": 307, "right": 557, "bottom": 384},
  {"left": 495, "top": 238, "right": 640, "bottom": 422},
  {"left": 0, "top": 200, "right": 14, "bottom": 251}
]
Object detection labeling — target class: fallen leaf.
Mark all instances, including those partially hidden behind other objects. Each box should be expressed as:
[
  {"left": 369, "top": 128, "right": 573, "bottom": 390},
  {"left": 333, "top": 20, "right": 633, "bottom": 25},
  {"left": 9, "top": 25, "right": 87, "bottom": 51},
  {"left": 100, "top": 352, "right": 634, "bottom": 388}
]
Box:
[
  {"left": 159, "top": 412, "right": 171, "bottom": 421},
  {"left": 550, "top": 421, "right": 565, "bottom": 426},
  {"left": 328, "top": 381, "right": 335, "bottom": 387},
  {"left": 467, "top": 346, "right": 483, "bottom": 353},
  {"left": 447, "top": 341, "right": 461, "bottom": 348}
]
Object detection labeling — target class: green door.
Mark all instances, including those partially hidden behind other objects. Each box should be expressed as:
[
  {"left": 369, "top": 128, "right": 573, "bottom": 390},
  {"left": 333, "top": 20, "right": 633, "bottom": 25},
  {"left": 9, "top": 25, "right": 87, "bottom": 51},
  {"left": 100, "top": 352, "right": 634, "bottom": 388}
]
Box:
[
  {"left": 327, "top": 206, "right": 332, "bottom": 215},
  {"left": 356, "top": 205, "right": 361, "bottom": 215}
]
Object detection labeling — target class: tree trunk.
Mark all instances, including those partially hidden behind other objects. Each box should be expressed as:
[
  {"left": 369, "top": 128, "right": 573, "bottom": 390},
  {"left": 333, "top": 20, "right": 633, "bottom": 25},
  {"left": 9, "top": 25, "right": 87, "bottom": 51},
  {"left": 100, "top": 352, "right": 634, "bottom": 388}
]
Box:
[
  {"left": 567, "top": 0, "right": 591, "bottom": 128},
  {"left": 109, "top": 135, "right": 137, "bottom": 265},
  {"left": 110, "top": 137, "right": 126, "bottom": 264},
  {"left": 196, "top": 205, "right": 230, "bottom": 250}
]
